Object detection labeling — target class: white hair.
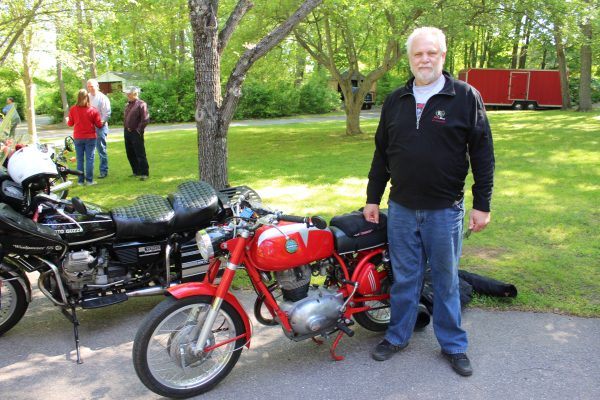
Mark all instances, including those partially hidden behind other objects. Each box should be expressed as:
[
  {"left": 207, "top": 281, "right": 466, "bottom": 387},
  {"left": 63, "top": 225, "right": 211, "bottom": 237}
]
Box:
[
  {"left": 87, "top": 78, "right": 99, "bottom": 88},
  {"left": 406, "top": 27, "right": 447, "bottom": 54}
]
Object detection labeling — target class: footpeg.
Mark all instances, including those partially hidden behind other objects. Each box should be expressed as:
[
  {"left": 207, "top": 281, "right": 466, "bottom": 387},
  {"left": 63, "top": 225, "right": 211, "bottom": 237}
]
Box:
[{"left": 336, "top": 321, "right": 354, "bottom": 337}]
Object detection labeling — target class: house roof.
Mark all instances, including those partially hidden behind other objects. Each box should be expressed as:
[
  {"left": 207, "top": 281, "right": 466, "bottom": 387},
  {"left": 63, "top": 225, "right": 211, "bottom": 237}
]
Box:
[{"left": 96, "top": 71, "right": 146, "bottom": 83}]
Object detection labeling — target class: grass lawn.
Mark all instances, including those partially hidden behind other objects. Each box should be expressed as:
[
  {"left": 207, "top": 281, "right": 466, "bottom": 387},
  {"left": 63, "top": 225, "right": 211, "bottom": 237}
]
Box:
[{"left": 64, "top": 109, "right": 600, "bottom": 317}]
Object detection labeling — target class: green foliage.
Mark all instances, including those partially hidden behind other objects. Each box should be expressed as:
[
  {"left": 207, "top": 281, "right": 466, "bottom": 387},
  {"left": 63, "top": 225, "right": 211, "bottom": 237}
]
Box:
[
  {"left": 0, "top": 90, "right": 25, "bottom": 121},
  {"left": 235, "top": 72, "right": 340, "bottom": 119},
  {"left": 298, "top": 71, "right": 341, "bottom": 114},
  {"left": 234, "top": 80, "right": 298, "bottom": 119},
  {"left": 374, "top": 72, "right": 407, "bottom": 105},
  {"left": 47, "top": 69, "right": 81, "bottom": 124},
  {"left": 137, "top": 69, "right": 196, "bottom": 123}
]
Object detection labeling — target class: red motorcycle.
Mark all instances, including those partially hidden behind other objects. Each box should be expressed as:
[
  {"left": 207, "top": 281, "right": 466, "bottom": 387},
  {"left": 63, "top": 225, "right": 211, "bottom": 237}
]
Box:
[{"left": 132, "top": 187, "right": 393, "bottom": 398}]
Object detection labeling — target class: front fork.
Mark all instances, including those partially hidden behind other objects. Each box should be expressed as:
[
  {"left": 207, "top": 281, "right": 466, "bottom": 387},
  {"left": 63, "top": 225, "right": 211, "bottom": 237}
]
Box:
[{"left": 194, "top": 232, "right": 248, "bottom": 354}]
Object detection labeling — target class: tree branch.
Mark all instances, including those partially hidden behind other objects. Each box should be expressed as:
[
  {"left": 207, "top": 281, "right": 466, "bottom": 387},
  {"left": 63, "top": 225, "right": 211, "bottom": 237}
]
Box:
[
  {"left": 218, "top": 0, "right": 253, "bottom": 56},
  {"left": 220, "top": 0, "right": 323, "bottom": 126}
]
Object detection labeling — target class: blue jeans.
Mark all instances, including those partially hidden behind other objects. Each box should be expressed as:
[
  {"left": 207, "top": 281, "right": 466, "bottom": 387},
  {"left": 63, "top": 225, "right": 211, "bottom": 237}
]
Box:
[
  {"left": 75, "top": 138, "right": 96, "bottom": 183},
  {"left": 385, "top": 199, "right": 467, "bottom": 354},
  {"left": 95, "top": 124, "right": 109, "bottom": 176}
]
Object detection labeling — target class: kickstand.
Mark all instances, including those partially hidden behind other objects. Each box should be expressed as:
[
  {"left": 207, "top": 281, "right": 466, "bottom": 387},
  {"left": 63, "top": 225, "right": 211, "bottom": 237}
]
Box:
[
  {"left": 311, "top": 337, "right": 324, "bottom": 345},
  {"left": 329, "top": 331, "right": 345, "bottom": 361},
  {"left": 61, "top": 306, "right": 83, "bottom": 364},
  {"left": 329, "top": 320, "right": 354, "bottom": 361}
]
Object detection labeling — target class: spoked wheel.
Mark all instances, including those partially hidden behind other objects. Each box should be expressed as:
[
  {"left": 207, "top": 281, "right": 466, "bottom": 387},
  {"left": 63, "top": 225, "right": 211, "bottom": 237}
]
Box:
[
  {"left": 132, "top": 295, "right": 246, "bottom": 398},
  {"left": 353, "top": 274, "right": 391, "bottom": 332},
  {"left": 0, "top": 270, "right": 29, "bottom": 335}
]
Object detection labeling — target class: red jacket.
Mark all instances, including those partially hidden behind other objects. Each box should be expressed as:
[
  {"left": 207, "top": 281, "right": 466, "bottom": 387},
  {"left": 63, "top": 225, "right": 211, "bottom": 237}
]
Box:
[{"left": 67, "top": 105, "right": 102, "bottom": 139}]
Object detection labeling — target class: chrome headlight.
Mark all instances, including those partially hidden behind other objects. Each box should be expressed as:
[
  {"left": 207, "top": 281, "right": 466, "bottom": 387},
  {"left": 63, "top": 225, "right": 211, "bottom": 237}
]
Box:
[{"left": 195, "top": 227, "right": 233, "bottom": 260}]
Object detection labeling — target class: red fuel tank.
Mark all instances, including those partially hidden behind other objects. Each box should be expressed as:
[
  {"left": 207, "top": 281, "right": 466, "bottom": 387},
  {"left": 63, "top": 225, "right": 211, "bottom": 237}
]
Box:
[{"left": 249, "top": 222, "right": 334, "bottom": 271}]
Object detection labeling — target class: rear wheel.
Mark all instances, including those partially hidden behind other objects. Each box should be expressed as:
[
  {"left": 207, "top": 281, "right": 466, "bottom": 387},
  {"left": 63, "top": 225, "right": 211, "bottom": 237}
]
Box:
[
  {"left": 132, "top": 295, "right": 246, "bottom": 398},
  {"left": 0, "top": 269, "right": 29, "bottom": 335}
]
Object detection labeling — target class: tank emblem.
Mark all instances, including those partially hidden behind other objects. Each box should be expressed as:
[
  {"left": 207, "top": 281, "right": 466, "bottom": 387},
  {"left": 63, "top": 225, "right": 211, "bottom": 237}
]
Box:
[{"left": 285, "top": 238, "right": 298, "bottom": 253}]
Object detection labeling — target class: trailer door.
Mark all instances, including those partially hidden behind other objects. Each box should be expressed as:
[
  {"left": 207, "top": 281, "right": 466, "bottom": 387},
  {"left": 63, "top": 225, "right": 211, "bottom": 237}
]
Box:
[{"left": 509, "top": 71, "right": 530, "bottom": 101}]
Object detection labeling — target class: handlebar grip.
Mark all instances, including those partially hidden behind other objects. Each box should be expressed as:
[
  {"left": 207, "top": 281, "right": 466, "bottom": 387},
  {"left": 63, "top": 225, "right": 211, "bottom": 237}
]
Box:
[
  {"left": 58, "top": 165, "right": 83, "bottom": 176},
  {"left": 278, "top": 214, "right": 328, "bottom": 229}
]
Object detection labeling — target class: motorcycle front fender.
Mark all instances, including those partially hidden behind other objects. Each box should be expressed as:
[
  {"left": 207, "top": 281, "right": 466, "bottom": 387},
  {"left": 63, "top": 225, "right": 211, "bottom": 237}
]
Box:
[
  {"left": 167, "top": 282, "right": 252, "bottom": 348},
  {"left": 0, "top": 260, "right": 32, "bottom": 303}
]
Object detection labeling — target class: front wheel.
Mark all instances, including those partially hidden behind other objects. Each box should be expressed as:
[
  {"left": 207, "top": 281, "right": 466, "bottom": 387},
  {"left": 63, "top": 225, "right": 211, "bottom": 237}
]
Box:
[
  {"left": 0, "top": 269, "right": 29, "bottom": 335},
  {"left": 132, "top": 295, "right": 246, "bottom": 398}
]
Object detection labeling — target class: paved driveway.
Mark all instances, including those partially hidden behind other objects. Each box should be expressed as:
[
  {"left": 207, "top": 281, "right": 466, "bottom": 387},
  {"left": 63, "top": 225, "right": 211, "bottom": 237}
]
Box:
[{"left": 1, "top": 276, "right": 599, "bottom": 400}]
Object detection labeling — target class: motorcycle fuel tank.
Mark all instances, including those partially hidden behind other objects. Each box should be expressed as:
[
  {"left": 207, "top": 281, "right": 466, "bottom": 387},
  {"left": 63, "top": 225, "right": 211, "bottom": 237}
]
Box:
[
  {"left": 249, "top": 222, "right": 334, "bottom": 271},
  {"left": 0, "top": 203, "right": 67, "bottom": 257},
  {"left": 41, "top": 202, "right": 115, "bottom": 246}
]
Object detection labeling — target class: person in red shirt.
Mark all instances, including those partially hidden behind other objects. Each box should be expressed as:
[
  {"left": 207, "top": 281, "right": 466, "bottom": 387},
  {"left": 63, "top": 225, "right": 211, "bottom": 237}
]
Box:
[{"left": 67, "top": 89, "right": 102, "bottom": 185}]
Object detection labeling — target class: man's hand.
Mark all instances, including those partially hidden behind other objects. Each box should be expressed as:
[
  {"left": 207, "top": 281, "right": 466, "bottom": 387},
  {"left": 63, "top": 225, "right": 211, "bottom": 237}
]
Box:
[
  {"left": 469, "top": 209, "right": 491, "bottom": 232},
  {"left": 363, "top": 203, "right": 380, "bottom": 224}
]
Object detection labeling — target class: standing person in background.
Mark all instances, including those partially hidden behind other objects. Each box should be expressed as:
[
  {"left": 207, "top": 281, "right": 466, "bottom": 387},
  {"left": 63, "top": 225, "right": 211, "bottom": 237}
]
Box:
[
  {"left": 123, "top": 86, "right": 150, "bottom": 181},
  {"left": 363, "top": 27, "right": 495, "bottom": 376},
  {"left": 2, "top": 97, "right": 21, "bottom": 138},
  {"left": 67, "top": 89, "right": 103, "bottom": 186},
  {"left": 86, "top": 79, "right": 111, "bottom": 179}
]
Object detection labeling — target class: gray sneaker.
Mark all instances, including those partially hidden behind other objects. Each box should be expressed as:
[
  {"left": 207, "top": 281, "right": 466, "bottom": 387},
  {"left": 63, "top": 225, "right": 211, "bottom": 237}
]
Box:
[
  {"left": 85, "top": 181, "right": 97, "bottom": 186},
  {"left": 371, "top": 339, "right": 408, "bottom": 361}
]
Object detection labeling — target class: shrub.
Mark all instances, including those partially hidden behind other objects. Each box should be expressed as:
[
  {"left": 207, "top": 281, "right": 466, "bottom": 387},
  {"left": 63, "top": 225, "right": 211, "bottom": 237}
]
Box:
[{"left": 298, "top": 71, "right": 340, "bottom": 114}]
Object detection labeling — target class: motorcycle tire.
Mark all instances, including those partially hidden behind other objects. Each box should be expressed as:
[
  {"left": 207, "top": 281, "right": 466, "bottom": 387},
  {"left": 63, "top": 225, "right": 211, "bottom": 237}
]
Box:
[
  {"left": 132, "top": 295, "right": 246, "bottom": 398},
  {"left": 0, "top": 270, "right": 29, "bottom": 336}
]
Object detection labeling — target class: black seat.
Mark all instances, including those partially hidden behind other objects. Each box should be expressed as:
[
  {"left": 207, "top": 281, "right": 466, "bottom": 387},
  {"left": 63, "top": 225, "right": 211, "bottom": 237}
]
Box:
[
  {"left": 167, "top": 181, "right": 221, "bottom": 233},
  {"left": 329, "top": 226, "right": 387, "bottom": 255},
  {"left": 111, "top": 194, "right": 174, "bottom": 240},
  {"left": 329, "top": 210, "right": 387, "bottom": 254}
]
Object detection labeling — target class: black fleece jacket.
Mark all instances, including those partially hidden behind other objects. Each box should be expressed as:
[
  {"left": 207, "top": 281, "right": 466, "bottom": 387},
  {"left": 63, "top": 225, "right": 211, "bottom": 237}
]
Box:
[{"left": 366, "top": 71, "right": 495, "bottom": 212}]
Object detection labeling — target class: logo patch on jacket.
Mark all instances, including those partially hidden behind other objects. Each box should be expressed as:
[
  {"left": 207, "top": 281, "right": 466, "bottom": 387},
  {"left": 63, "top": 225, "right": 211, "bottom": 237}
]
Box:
[{"left": 432, "top": 110, "right": 447, "bottom": 124}]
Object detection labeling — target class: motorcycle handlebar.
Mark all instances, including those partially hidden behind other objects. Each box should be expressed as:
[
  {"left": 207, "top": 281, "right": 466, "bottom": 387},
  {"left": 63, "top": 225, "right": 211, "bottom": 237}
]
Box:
[
  {"left": 57, "top": 165, "right": 83, "bottom": 176},
  {"left": 277, "top": 214, "right": 327, "bottom": 229}
]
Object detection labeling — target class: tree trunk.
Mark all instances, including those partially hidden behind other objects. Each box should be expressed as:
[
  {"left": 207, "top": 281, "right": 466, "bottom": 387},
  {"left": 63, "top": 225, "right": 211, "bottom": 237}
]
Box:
[
  {"left": 577, "top": 7, "right": 592, "bottom": 112},
  {"left": 19, "top": 32, "right": 37, "bottom": 143},
  {"left": 55, "top": 20, "right": 69, "bottom": 121},
  {"left": 518, "top": 15, "right": 531, "bottom": 69},
  {"left": 57, "top": 60, "right": 69, "bottom": 121},
  {"left": 510, "top": 14, "right": 523, "bottom": 69},
  {"left": 344, "top": 100, "right": 363, "bottom": 135},
  {"left": 76, "top": 0, "right": 87, "bottom": 88},
  {"left": 188, "top": 0, "right": 323, "bottom": 189},
  {"left": 85, "top": 2, "right": 97, "bottom": 79},
  {"left": 553, "top": 21, "right": 571, "bottom": 110}
]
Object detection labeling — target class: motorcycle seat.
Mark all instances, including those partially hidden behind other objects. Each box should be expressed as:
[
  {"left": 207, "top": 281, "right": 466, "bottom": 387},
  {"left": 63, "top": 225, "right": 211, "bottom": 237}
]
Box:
[
  {"left": 111, "top": 194, "right": 175, "bottom": 239},
  {"left": 329, "top": 225, "right": 387, "bottom": 255},
  {"left": 167, "top": 181, "right": 221, "bottom": 233}
]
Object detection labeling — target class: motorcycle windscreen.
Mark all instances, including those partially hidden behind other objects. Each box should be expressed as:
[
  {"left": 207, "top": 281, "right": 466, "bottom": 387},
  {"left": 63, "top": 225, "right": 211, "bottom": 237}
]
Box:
[{"left": 0, "top": 203, "right": 67, "bottom": 256}]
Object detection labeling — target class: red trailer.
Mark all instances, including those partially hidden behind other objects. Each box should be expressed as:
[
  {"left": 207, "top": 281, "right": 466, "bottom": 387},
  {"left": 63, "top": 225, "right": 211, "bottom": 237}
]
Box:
[{"left": 458, "top": 68, "right": 563, "bottom": 110}]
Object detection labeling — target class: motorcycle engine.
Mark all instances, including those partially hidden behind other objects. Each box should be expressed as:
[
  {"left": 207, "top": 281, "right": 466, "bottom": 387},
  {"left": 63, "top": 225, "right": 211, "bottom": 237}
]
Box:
[
  {"left": 279, "top": 285, "right": 344, "bottom": 338},
  {"left": 61, "top": 249, "right": 120, "bottom": 291}
]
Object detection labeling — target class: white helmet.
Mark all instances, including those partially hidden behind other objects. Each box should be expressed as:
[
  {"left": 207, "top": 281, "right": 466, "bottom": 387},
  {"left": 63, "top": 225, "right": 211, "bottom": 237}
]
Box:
[{"left": 7, "top": 145, "right": 58, "bottom": 185}]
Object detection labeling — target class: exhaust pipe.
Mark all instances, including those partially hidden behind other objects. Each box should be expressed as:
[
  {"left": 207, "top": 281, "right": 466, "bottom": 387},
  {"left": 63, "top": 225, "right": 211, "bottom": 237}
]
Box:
[{"left": 127, "top": 287, "right": 167, "bottom": 297}]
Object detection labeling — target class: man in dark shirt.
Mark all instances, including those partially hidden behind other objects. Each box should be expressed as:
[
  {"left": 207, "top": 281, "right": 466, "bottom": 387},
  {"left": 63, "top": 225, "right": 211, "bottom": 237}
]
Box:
[
  {"left": 123, "top": 86, "right": 150, "bottom": 180},
  {"left": 364, "top": 27, "right": 495, "bottom": 376}
]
